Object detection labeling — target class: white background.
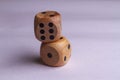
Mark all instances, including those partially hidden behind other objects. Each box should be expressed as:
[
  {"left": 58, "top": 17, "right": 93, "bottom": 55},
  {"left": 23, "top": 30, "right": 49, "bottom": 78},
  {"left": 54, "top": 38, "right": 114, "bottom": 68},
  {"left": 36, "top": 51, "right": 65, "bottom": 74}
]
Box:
[{"left": 0, "top": 0, "right": 120, "bottom": 80}]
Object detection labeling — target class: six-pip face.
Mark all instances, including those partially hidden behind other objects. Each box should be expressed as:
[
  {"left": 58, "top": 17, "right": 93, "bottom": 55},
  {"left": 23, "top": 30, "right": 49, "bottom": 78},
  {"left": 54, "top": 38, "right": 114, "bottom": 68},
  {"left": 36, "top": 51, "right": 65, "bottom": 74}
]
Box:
[{"left": 34, "top": 11, "right": 62, "bottom": 43}]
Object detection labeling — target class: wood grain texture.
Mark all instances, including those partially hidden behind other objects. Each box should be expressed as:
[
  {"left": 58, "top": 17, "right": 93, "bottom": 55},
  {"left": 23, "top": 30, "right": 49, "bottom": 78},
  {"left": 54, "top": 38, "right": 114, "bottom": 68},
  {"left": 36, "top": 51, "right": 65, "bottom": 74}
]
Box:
[
  {"left": 40, "top": 36, "right": 71, "bottom": 67},
  {"left": 34, "top": 11, "right": 62, "bottom": 43}
]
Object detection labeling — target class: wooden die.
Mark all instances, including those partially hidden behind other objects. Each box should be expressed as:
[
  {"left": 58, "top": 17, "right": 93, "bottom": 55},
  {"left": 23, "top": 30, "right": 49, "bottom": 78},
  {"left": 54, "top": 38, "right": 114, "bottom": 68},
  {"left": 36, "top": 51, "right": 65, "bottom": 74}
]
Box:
[
  {"left": 34, "top": 11, "right": 62, "bottom": 43},
  {"left": 40, "top": 37, "right": 71, "bottom": 67}
]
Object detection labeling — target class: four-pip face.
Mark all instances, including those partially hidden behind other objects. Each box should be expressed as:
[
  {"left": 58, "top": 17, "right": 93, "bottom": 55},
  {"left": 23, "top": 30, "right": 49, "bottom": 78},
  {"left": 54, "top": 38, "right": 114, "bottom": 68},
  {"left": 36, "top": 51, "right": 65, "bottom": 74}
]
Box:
[{"left": 34, "top": 11, "right": 62, "bottom": 43}]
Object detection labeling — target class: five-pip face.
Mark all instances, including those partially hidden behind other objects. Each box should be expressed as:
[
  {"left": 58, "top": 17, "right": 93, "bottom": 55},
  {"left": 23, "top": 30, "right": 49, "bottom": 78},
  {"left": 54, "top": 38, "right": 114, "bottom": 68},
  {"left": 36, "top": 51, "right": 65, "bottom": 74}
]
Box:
[{"left": 34, "top": 11, "right": 62, "bottom": 43}]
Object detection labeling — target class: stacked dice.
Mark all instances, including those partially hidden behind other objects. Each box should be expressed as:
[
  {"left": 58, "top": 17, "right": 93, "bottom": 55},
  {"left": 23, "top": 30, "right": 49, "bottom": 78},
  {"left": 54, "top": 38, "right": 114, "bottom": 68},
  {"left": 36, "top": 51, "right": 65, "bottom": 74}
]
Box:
[{"left": 34, "top": 11, "right": 71, "bottom": 67}]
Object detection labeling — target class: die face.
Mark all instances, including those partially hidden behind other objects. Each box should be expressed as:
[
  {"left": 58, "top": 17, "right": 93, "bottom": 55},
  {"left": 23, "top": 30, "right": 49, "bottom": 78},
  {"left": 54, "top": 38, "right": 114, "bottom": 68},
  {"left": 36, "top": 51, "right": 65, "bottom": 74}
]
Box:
[
  {"left": 62, "top": 42, "right": 71, "bottom": 64},
  {"left": 54, "top": 37, "right": 71, "bottom": 66},
  {"left": 39, "top": 11, "right": 61, "bottom": 19},
  {"left": 34, "top": 11, "right": 62, "bottom": 43},
  {"left": 40, "top": 44, "right": 60, "bottom": 66},
  {"left": 40, "top": 37, "right": 71, "bottom": 66},
  {"left": 35, "top": 18, "right": 61, "bottom": 43}
]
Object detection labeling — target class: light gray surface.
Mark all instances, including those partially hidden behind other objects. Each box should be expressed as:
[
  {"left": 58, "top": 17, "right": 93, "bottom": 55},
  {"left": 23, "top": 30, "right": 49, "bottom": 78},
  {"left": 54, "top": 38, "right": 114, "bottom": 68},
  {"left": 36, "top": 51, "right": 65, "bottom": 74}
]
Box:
[{"left": 0, "top": 0, "right": 120, "bottom": 80}]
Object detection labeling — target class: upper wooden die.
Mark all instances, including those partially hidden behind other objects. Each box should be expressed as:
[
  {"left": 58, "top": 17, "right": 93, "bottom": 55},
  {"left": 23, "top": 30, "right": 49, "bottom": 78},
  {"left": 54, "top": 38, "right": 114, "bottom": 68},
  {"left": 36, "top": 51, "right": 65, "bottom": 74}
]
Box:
[{"left": 34, "top": 11, "right": 62, "bottom": 43}]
